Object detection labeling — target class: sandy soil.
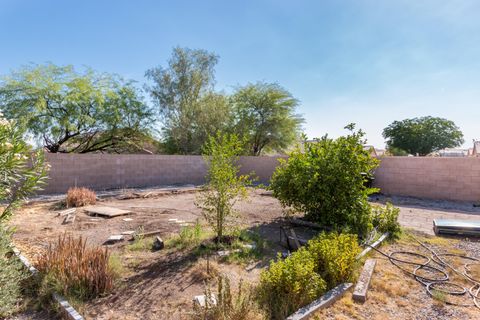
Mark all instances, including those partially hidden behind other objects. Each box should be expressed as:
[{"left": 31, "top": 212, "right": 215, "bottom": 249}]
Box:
[{"left": 8, "top": 189, "right": 480, "bottom": 319}]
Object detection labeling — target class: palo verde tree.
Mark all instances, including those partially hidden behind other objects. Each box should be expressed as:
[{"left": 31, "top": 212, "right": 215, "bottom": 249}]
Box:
[
  {"left": 196, "top": 132, "right": 252, "bottom": 243},
  {"left": 0, "top": 64, "right": 155, "bottom": 153},
  {"left": 0, "top": 114, "right": 48, "bottom": 221},
  {"left": 145, "top": 47, "right": 231, "bottom": 154},
  {"left": 231, "top": 82, "right": 304, "bottom": 156},
  {"left": 383, "top": 116, "right": 464, "bottom": 156},
  {"left": 270, "top": 124, "right": 379, "bottom": 237}
]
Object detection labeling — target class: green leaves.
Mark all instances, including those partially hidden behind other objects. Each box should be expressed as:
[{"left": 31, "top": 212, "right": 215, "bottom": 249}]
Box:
[
  {"left": 270, "top": 125, "right": 379, "bottom": 237},
  {"left": 0, "top": 63, "right": 155, "bottom": 153},
  {"left": 0, "top": 116, "right": 48, "bottom": 221},
  {"left": 230, "top": 82, "right": 304, "bottom": 156},
  {"left": 196, "top": 132, "right": 252, "bottom": 241},
  {"left": 383, "top": 116, "right": 464, "bottom": 156}
]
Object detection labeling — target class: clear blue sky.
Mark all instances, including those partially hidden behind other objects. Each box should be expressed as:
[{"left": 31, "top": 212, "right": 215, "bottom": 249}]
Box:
[{"left": 1, "top": 0, "right": 479, "bottom": 148}]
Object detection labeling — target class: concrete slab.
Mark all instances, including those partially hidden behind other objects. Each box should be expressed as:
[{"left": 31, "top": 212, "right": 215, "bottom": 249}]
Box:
[
  {"left": 353, "top": 259, "right": 376, "bottom": 302},
  {"left": 286, "top": 283, "right": 353, "bottom": 320},
  {"left": 85, "top": 206, "right": 131, "bottom": 218},
  {"left": 193, "top": 294, "right": 217, "bottom": 308}
]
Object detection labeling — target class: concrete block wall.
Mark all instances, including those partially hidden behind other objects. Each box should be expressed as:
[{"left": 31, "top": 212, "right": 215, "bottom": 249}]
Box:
[
  {"left": 41, "top": 153, "right": 480, "bottom": 202},
  {"left": 42, "top": 153, "right": 283, "bottom": 194},
  {"left": 374, "top": 157, "right": 480, "bottom": 202}
]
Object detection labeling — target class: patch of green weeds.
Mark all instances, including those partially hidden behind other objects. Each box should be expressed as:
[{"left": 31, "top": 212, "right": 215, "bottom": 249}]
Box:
[
  {"left": 127, "top": 226, "right": 154, "bottom": 252},
  {"left": 166, "top": 221, "right": 211, "bottom": 250}
]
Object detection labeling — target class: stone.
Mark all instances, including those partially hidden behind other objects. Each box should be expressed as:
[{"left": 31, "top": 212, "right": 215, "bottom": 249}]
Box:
[
  {"left": 286, "top": 283, "right": 353, "bottom": 320},
  {"left": 122, "top": 218, "right": 133, "bottom": 222},
  {"left": 193, "top": 294, "right": 217, "bottom": 308},
  {"left": 105, "top": 235, "right": 124, "bottom": 244},
  {"left": 353, "top": 259, "right": 376, "bottom": 303},
  {"left": 153, "top": 236, "right": 164, "bottom": 251},
  {"left": 121, "top": 231, "right": 135, "bottom": 235}
]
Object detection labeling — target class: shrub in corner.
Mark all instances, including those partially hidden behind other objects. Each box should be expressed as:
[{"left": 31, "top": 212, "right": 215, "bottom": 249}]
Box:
[
  {"left": 66, "top": 187, "right": 96, "bottom": 207},
  {"left": 371, "top": 202, "right": 401, "bottom": 239}
]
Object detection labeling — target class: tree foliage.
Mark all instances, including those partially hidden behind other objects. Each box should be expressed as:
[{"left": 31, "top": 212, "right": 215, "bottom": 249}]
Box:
[
  {"left": 231, "top": 82, "right": 303, "bottom": 156},
  {"left": 195, "top": 133, "right": 252, "bottom": 242},
  {"left": 146, "top": 47, "right": 231, "bottom": 154},
  {"left": 0, "top": 114, "right": 48, "bottom": 221},
  {"left": 383, "top": 116, "right": 464, "bottom": 156},
  {"left": 270, "top": 124, "right": 379, "bottom": 237},
  {"left": 0, "top": 64, "right": 155, "bottom": 153}
]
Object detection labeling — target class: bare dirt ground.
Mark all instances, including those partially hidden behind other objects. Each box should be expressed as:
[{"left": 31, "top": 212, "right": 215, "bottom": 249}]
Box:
[{"left": 8, "top": 189, "right": 480, "bottom": 319}]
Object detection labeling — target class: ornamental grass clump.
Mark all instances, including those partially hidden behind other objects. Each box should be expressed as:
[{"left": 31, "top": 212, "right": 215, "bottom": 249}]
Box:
[
  {"left": 66, "top": 187, "right": 96, "bottom": 207},
  {"left": 37, "top": 234, "right": 115, "bottom": 300}
]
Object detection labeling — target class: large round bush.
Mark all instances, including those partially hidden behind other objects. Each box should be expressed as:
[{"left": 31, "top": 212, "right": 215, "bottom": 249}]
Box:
[{"left": 270, "top": 125, "right": 379, "bottom": 236}]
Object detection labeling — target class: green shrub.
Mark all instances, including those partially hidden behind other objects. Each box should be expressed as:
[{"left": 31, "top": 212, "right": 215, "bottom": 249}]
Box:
[
  {"left": 371, "top": 202, "right": 401, "bottom": 239},
  {"left": 0, "top": 226, "right": 30, "bottom": 317},
  {"left": 258, "top": 248, "right": 326, "bottom": 319},
  {"left": 167, "top": 221, "right": 208, "bottom": 250},
  {"left": 308, "top": 232, "right": 361, "bottom": 288},
  {"left": 0, "top": 114, "right": 48, "bottom": 221},
  {"left": 270, "top": 124, "right": 379, "bottom": 237}
]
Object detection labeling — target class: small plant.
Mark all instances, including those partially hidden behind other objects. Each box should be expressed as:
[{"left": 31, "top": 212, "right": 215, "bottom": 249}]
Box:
[
  {"left": 307, "top": 232, "right": 361, "bottom": 288},
  {"left": 0, "top": 225, "right": 30, "bottom": 317},
  {"left": 127, "top": 226, "right": 154, "bottom": 252},
  {"left": 66, "top": 187, "right": 96, "bottom": 207},
  {"left": 258, "top": 248, "right": 326, "bottom": 319},
  {"left": 371, "top": 202, "right": 402, "bottom": 239},
  {"left": 196, "top": 132, "right": 252, "bottom": 244},
  {"left": 167, "top": 221, "right": 207, "bottom": 250},
  {"left": 270, "top": 124, "right": 379, "bottom": 237},
  {"left": 192, "top": 275, "right": 259, "bottom": 320},
  {"left": 37, "top": 234, "right": 116, "bottom": 300}
]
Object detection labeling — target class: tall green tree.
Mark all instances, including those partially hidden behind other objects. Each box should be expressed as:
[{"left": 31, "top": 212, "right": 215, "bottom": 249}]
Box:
[
  {"left": 145, "top": 47, "right": 231, "bottom": 154},
  {"left": 0, "top": 64, "right": 155, "bottom": 153},
  {"left": 383, "top": 116, "right": 464, "bottom": 156},
  {"left": 231, "top": 82, "right": 303, "bottom": 156}
]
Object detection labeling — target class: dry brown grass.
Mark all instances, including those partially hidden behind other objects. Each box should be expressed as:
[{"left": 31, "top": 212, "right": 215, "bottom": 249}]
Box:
[
  {"left": 190, "top": 258, "right": 220, "bottom": 282},
  {"left": 37, "top": 234, "right": 115, "bottom": 300},
  {"left": 66, "top": 187, "right": 96, "bottom": 207}
]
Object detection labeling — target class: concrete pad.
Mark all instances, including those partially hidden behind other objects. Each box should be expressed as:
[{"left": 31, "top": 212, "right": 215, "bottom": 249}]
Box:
[
  {"left": 353, "top": 259, "right": 376, "bottom": 303},
  {"left": 286, "top": 283, "right": 353, "bottom": 320},
  {"left": 85, "top": 206, "right": 131, "bottom": 218}
]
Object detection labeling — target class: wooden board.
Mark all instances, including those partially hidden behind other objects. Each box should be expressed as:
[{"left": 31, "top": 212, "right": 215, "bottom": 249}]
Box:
[{"left": 85, "top": 206, "right": 131, "bottom": 218}]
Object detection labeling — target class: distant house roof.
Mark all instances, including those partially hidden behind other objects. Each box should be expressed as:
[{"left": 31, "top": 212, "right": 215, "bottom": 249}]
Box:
[{"left": 437, "top": 148, "right": 469, "bottom": 157}]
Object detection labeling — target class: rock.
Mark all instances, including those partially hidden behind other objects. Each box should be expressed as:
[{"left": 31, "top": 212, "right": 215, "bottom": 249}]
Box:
[
  {"left": 153, "top": 236, "right": 164, "bottom": 251},
  {"left": 193, "top": 294, "right": 217, "bottom": 308}
]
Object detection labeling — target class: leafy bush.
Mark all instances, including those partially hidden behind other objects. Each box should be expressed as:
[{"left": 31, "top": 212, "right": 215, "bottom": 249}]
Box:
[
  {"left": 66, "top": 187, "right": 96, "bottom": 207},
  {"left": 258, "top": 248, "right": 326, "bottom": 319},
  {"left": 307, "top": 232, "right": 361, "bottom": 288},
  {"left": 37, "top": 234, "right": 116, "bottom": 300},
  {"left": 196, "top": 133, "right": 252, "bottom": 243},
  {"left": 0, "top": 225, "right": 30, "bottom": 317},
  {"left": 192, "top": 276, "right": 258, "bottom": 320},
  {"left": 270, "top": 124, "right": 379, "bottom": 237},
  {"left": 0, "top": 113, "right": 48, "bottom": 221},
  {"left": 371, "top": 202, "right": 401, "bottom": 239}
]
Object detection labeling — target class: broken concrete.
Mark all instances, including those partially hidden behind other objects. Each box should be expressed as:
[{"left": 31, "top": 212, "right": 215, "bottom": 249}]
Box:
[
  {"left": 85, "top": 206, "right": 131, "bottom": 218},
  {"left": 105, "top": 235, "right": 124, "bottom": 244},
  {"left": 353, "top": 259, "right": 376, "bottom": 303},
  {"left": 153, "top": 236, "right": 164, "bottom": 251},
  {"left": 287, "top": 283, "right": 353, "bottom": 320},
  {"left": 193, "top": 294, "right": 217, "bottom": 308}
]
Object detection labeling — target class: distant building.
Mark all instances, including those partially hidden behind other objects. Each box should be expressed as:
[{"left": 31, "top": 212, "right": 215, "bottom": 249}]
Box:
[
  {"left": 472, "top": 141, "right": 480, "bottom": 157},
  {"left": 436, "top": 148, "right": 469, "bottom": 157}
]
